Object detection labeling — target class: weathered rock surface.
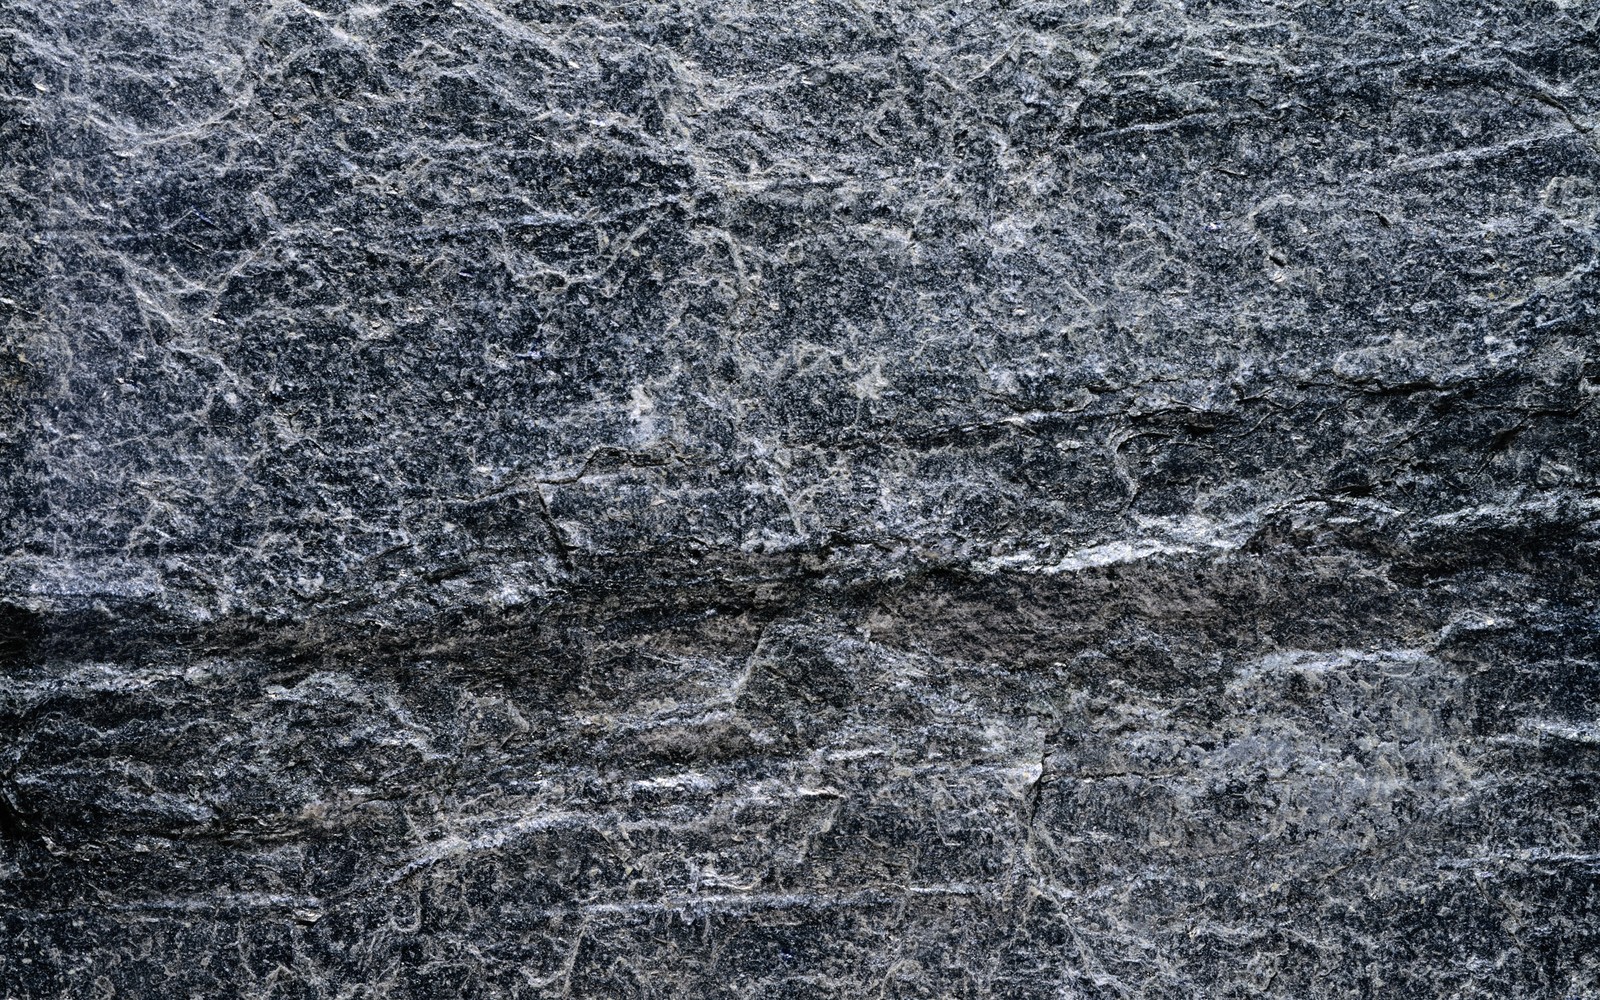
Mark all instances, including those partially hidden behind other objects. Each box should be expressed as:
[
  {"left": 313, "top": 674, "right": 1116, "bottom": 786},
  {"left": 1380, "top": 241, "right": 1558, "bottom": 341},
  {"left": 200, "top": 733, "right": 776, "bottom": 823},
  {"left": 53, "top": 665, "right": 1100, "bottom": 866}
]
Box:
[{"left": 3, "top": 1, "right": 1600, "bottom": 996}]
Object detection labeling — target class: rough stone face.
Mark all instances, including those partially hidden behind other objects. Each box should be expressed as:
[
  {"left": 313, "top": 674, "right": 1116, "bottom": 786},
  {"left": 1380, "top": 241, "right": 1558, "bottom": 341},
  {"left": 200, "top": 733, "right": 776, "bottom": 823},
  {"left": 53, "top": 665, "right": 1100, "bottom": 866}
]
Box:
[{"left": 3, "top": 1, "right": 1600, "bottom": 996}]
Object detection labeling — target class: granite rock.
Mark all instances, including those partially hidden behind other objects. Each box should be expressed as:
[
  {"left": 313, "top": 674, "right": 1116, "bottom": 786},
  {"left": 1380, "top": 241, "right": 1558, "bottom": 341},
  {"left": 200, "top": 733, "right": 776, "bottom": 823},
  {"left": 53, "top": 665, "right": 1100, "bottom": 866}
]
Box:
[{"left": 3, "top": 1, "right": 1600, "bottom": 996}]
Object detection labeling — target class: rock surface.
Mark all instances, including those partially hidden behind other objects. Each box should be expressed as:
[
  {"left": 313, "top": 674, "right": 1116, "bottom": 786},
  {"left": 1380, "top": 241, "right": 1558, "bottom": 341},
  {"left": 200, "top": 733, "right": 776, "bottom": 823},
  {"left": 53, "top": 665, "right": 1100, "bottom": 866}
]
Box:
[{"left": 4, "top": 1, "right": 1600, "bottom": 996}]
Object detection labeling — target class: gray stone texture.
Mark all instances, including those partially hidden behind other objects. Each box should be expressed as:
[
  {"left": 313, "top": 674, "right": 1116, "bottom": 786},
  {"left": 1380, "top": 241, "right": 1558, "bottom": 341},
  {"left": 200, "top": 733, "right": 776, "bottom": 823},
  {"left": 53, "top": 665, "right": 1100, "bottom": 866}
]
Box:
[{"left": 3, "top": 1, "right": 1600, "bottom": 996}]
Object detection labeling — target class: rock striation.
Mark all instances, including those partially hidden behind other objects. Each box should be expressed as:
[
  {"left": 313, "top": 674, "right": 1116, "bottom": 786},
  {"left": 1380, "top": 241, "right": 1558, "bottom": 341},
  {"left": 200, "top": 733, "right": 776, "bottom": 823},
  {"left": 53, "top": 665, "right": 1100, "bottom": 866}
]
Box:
[{"left": 3, "top": 1, "right": 1599, "bottom": 996}]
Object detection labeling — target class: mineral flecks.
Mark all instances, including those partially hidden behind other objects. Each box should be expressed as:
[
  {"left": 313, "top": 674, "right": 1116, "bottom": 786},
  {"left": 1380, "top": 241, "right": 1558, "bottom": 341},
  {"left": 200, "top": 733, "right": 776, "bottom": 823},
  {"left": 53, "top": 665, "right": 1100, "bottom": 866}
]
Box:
[{"left": 3, "top": 1, "right": 1599, "bottom": 996}]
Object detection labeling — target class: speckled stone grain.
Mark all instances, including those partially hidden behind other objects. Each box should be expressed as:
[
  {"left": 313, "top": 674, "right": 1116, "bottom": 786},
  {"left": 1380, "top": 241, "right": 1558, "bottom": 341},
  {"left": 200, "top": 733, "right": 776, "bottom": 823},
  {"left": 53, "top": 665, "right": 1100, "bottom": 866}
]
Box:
[{"left": 3, "top": 1, "right": 1600, "bottom": 997}]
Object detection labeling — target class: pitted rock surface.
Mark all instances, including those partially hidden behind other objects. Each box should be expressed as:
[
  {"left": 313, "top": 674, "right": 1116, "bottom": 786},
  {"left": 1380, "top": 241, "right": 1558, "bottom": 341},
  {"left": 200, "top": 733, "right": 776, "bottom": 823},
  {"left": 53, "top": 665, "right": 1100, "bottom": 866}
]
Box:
[{"left": 3, "top": 2, "right": 1599, "bottom": 997}]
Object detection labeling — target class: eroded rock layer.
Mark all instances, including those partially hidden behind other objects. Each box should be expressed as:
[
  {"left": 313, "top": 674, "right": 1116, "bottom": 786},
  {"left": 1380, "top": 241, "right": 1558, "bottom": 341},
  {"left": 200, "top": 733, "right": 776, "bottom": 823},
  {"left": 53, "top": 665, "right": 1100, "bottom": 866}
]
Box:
[{"left": 3, "top": 1, "right": 1599, "bottom": 996}]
